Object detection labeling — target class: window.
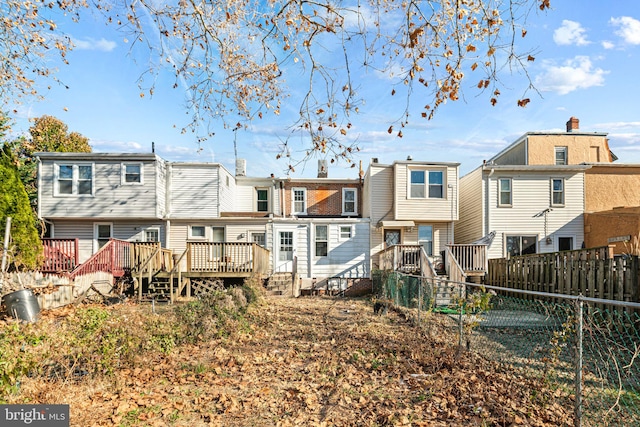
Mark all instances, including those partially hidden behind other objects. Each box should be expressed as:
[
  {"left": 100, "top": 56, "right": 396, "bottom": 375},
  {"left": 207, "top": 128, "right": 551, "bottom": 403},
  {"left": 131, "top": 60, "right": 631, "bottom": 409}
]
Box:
[
  {"left": 190, "top": 226, "right": 206, "bottom": 239},
  {"left": 251, "top": 232, "right": 266, "bottom": 247},
  {"left": 428, "top": 171, "right": 444, "bottom": 198},
  {"left": 498, "top": 178, "right": 512, "bottom": 207},
  {"left": 558, "top": 237, "right": 573, "bottom": 251},
  {"left": 384, "top": 229, "right": 401, "bottom": 247},
  {"left": 144, "top": 228, "right": 159, "bottom": 242},
  {"left": 551, "top": 178, "right": 564, "bottom": 206},
  {"left": 56, "top": 163, "right": 93, "bottom": 196},
  {"left": 410, "top": 170, "right": 425, "bottom": 198},
  {"left": 292, "top": 188, "right": 307, "bottom": 214},
  {"left": 340, "top": 225, "right": 352, "bottom": 239},
  {"left": 315, "top": 225, "right": 328, "bottom": 257},
  {"left": 279, "top": 231, "right": 293, "bottom": 261},
  {"left": 256, "top": 188, "right": 269, "bottom": 212},
  {"left": 342, "top": 188, "right": 357, "bottom": 215},
  {"left": 555, "top": 146, "right": 568, "bottom": 165},
  {"left": 418, "top": 225, "right": 433, "bottom": 256},
  {"left": 94, "top": 223, "right": 112, "bottom": 251},
  {"left": 122, "top": 163, "right": 142, "bottom": 184},
  {"left": 409, "top": 169, "right": 444, "bottom": 198},
  {"left": 506, "top": 235, "right": 537, "bottom": 257}
]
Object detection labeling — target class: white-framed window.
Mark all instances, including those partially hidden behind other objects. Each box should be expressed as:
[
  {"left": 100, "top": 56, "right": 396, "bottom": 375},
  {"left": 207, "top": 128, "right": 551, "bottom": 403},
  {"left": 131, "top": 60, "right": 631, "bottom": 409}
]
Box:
[
  {"left": 555, "top": 146, "right": 568, "bottom": 165},
  {"left": 342, "top": 188, "right": 357, "bottom": 215},
  {"left": 339, "top": 225, "right": 353, "bottom": 240},
  {"left": 189, "top": 225, "right": 206, "bottom": 239},
  {"left": 506, "top": 235, "right": 537, "bottom": 257},
  {"left": 409, "top": 169, "right": 444, "bottom": 199},
  {"left": 315, "top": 225, "right": 328, "bottom": 257},
  {"left": 94, "top": 222, "right": 112, "bottom": 252},
  {"left": 418, "top": 225, "right": 433, "bottom": 256},
  {"left": 256, "top": 188, "right": 269, "bottom": 212},
  {"left": 122, "top": 163, "right": 143, "bottom": 185},
  {"left": 55, "top": 163, "right": 94, "bottom": 196},
  {"left": 498, "top": 178, "right": 512, "bottom": 207},
  {"left": 251, "top": 232, "right": 266, "bottom": 247},
  {"left": 551, "top": 178, "right": 565, "bottom": 207},
  {"left": 144, "top": 227, "right": 160, "bottom": 242},
  {"left": 292, "top": 187, "right": 307, "bottom": 214}
]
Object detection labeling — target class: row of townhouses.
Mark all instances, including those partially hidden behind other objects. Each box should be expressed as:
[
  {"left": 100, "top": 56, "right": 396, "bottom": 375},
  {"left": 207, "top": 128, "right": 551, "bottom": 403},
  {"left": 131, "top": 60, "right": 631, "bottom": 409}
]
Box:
[{"left": 35, "top": 117, "right": 640, "bottom": 294}]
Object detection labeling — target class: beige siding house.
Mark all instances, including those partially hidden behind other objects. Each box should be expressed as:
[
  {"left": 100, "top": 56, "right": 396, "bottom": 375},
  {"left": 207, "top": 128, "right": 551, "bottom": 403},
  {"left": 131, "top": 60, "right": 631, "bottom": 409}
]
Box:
[
  {"left": 457, "top": 117, "right": 611, "bottom": 258},
  {"left": 364, "top": 158, "right": 459, "bottom": 268}
]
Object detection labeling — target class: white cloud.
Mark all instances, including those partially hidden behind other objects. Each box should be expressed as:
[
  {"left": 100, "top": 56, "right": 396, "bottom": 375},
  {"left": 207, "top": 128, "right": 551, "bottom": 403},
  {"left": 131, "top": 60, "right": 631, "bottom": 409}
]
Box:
[
  {"left": 90, "top": 139, "right": 144, "bottom": 151},
  {"left": 73, "top": 37, "right": 117, "bottom": 52},
  {"left": 601, "top": 40, "right": 615, "bottom": 49},
  {"left": 553, "top": 20, "right": 590, "bottom": 46},
  {"left": 535, "top": 56, "right": 608, "bottom": 95},
  {"left": 610, "top": 16, "right": 640, "bottom": 45},
  {"left": 594, "top": 121, "right": 640, "bottom": 130}
]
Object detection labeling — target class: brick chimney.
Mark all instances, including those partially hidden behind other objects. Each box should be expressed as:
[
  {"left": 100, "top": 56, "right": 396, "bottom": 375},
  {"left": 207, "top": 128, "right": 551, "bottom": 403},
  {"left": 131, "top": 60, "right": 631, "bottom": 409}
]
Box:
[{"left": 566, "top": 117, "right": 579, "bottom": 132}]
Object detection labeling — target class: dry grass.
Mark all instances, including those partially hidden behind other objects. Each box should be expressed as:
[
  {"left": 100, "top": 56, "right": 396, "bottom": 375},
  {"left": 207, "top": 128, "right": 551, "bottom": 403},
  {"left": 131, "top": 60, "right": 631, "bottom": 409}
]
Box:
[{"left": 2, "top": 296, "right": 573, "bottom": 426}]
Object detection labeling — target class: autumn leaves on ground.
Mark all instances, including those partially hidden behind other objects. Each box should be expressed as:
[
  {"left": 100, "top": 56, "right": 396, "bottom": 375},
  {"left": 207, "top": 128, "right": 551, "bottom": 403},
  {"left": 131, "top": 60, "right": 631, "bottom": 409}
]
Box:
[{"left": 1, "top": 283, "right": 573, "bottom": 426}]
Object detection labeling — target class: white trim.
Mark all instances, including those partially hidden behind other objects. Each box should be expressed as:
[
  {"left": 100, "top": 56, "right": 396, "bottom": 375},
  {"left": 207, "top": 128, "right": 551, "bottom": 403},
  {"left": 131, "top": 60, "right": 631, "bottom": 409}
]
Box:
[
  {"left": 189, "top": 225, "right": 206, "bottom": 239},
  {"left": 314, "top": 224, "right": 329, "bottom": 257},
  {"left": 342, "top": 188, "right": 357, "bottom": 215},
  {"left": 498, "top": 177, "right": 512, "bottom": 207},
  {"left": 255, "top": 187, "right": 270, "bottom": 213},
  {"left": 121, "top": 162, "right": 144, "bottom": 185},
  {"left": 339, "top": 224, "right": 353, "bottom": 240},
  {"left": 291, "top": 187, "right": 307, "bottom": 215},
  {"left": 54, "top": 162, "right": 95, "bottom": 197},
  {"left": 143, "top": 227, "right": 160, "bottom": 242},
  {"left": 550, "top": 177, "right": 565, "bottom": 207},
  {"left": 93, "top": 222, "right": 113, "bottom": 253},
  {"left": 407, "top": 167, "right": 446, "bottom": 199}
]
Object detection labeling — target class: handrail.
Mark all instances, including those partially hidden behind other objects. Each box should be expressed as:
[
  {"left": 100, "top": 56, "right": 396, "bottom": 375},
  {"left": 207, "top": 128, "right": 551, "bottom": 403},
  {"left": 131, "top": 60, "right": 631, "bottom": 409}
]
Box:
[
  {"left": 69, "top": 239, "right": 130, "bottom": 279},
  {"left": 445, "top": 246, "right": 467, "bottom": 283}
]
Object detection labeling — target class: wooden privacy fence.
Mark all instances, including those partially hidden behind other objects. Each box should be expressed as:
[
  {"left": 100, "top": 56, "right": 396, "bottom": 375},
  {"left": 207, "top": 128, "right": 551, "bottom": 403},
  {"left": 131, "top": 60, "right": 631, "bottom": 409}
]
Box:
[{"left": 486, "top": 247, "right": 640, "bottom": 303}]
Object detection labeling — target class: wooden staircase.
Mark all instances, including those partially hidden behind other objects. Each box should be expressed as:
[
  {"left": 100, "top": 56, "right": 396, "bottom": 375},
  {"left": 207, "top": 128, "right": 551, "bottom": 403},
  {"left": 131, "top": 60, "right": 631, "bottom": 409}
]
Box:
[{"left": 265, "top": 273, "right": 293, "bottom": 297}]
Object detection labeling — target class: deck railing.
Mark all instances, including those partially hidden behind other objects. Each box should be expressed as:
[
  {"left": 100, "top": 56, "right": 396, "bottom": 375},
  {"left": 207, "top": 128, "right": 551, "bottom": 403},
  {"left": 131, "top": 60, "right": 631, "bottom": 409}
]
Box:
[
  {"left": 378, "top": 244, "right": 425, "bottom": 274},
  {"left": 41, "top": 238, "right": 79, "bottom": 272},
  {"left": 447, "top": 243, "right": 488, "bottom": 274},
  {"left": 187, "top": 242, "right": 270, "bottom": 275},
  {"left": 69, "top": 239, "right": 131, "bottom": 279}
]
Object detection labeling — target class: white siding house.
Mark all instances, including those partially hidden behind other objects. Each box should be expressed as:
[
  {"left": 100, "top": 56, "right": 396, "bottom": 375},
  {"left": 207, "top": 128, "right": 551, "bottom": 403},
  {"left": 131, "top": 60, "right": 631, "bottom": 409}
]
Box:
[{"left": 458, "top": 164, "right": 589, "bottom": 258}]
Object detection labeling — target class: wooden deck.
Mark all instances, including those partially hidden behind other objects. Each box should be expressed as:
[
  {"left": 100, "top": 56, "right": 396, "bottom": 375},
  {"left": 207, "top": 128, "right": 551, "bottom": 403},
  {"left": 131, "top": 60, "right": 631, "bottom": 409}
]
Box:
[{"left": 377, "top": 243, "right": 488, "bottom": 281}]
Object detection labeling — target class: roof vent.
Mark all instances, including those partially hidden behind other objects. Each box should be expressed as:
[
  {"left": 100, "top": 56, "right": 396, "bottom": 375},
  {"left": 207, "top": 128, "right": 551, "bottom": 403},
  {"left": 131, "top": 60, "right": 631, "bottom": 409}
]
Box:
[
  {"left": 407, "top": 155, "right": 413, "bottom": 161},
  {"left": 372, "top": 158, "right": 379, "bottom": 163}
]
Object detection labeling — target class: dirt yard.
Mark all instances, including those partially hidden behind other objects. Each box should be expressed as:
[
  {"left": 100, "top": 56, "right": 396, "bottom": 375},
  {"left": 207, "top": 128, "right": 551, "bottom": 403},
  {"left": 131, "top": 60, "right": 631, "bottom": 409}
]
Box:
[{"left": 7, "top": 296, "right": 573, "bottom": 426}]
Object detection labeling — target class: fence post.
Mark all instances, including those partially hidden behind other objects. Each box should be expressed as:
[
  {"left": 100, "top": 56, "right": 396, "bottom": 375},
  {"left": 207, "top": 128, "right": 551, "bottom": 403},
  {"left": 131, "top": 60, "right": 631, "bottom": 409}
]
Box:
[
  {"left": 575, "top": 296, "right": 584, "bottom": 427},
  {"left": 458, "top": 282, "right": 464, "bottom": 350},
  {"left": 417, "top": 277, "right": 422, "bottom": 326}
]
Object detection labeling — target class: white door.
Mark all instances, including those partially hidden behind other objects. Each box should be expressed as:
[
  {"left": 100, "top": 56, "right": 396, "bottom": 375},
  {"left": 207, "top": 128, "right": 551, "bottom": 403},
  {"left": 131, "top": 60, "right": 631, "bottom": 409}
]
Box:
[
  {"left": 275, "top": 229, "right": 295, "bottom": 272},
  {"left": 93, "top": 223, "right": 112, "bottom": 253}
]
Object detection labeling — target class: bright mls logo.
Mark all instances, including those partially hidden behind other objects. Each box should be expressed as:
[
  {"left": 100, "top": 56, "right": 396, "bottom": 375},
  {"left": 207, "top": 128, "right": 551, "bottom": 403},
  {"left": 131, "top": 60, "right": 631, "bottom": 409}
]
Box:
[{"left": 1, "top": 405, "right": 69, "bottom": 426}]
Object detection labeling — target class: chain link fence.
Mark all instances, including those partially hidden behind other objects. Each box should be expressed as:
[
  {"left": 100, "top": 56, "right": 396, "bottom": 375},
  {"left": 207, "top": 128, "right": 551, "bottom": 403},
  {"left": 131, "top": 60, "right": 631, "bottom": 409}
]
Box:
[{"left": 372, "top": 270, "right": 640, "bottom": 427}]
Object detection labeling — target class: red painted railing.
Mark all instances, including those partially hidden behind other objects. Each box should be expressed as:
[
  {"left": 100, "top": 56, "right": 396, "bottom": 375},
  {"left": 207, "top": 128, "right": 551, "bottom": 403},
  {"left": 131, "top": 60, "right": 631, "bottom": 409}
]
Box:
[
  {"left": 69, "top": 239, "right": 131, "bottom": 279},
  {"left": 41, "top": 238, "right": 79, "bottom": 272}
]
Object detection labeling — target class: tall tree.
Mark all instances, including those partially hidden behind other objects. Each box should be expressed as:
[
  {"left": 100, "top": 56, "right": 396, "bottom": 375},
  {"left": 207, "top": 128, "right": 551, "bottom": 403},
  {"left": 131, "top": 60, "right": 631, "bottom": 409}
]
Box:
[
  {"left": 1, "top": 0, "right": 550, "bottom": 170},
  {"left": 0, "top": 145, "right": 42, "bottom": 271},
  {"left": 13, "top": 115, "right": 91, "bottom": 208}
]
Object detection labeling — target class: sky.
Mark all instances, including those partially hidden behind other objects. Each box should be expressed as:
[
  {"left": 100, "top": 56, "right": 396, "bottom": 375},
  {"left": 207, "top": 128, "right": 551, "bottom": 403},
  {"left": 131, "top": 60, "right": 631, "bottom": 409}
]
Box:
[{"left": 8, "top": 1, "right": 640, "bottom": 179}]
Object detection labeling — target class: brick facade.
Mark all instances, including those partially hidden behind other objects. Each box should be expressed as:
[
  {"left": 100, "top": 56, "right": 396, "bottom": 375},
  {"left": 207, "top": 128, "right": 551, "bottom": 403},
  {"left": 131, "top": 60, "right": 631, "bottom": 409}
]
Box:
[{"left": 283, "top": 181, "right": 362, "bottom": 216}]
